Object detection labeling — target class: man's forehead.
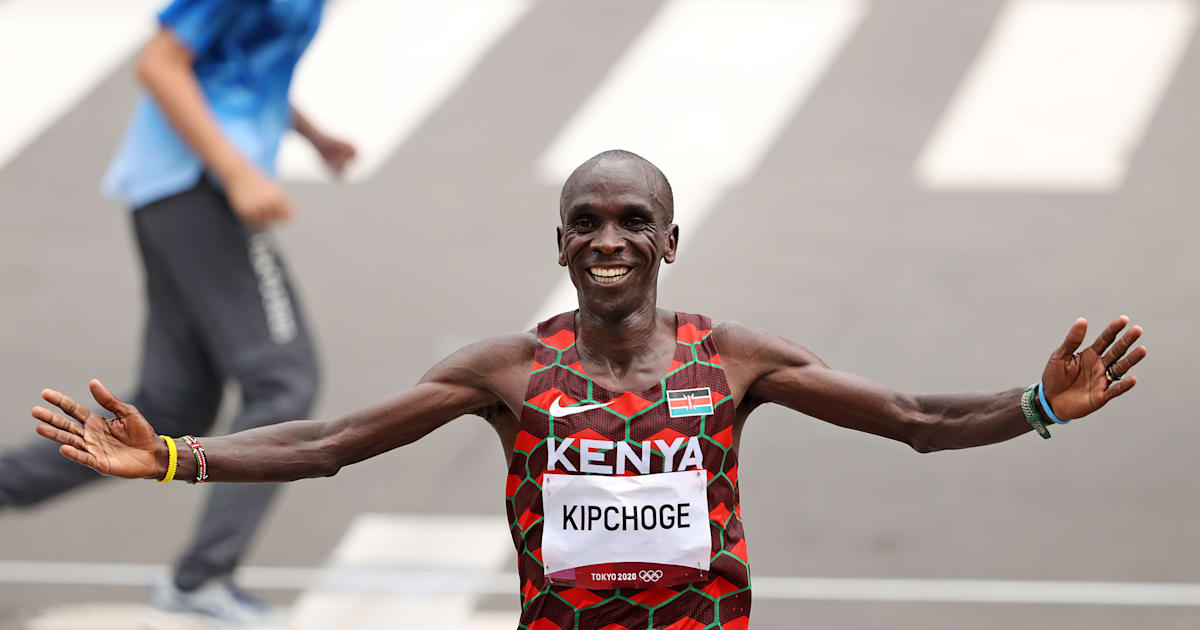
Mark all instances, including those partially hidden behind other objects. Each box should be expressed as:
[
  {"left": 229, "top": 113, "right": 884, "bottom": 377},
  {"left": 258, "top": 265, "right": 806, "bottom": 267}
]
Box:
[
  {"left": 565, "top": 160, "right": 656, "bottom": 194},
  {"left": 560, "top": 160, "right": 668, "bottom": 216},
  {"left": 563, "top": 192, "right": 658, "bottom": 216}
]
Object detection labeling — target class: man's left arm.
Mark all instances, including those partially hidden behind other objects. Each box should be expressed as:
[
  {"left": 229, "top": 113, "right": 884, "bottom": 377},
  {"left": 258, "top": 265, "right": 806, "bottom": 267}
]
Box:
[{"left": 719, "top": 316, "right": 1146, "bottom": 452}]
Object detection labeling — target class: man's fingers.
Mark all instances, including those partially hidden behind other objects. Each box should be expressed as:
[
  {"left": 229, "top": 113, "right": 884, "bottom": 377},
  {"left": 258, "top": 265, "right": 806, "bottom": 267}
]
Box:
[
  {"left": 59, "top": 444, "right": 97, "bottom": 470},
  {"left": 90, "top": 379, "right": 132, "bottom": 417},
  {"left": 42, "top": 389, "right": 90, "bottom": 423},
  {"left": 1051, "top": 318, "right": 1088, "bottom": 360},
  {"left": 1103, "top": 375, "right": 1138, "bottom": 402},
  {"left": 35, "top": 422, "right": 87, "bottom": 451},
  {"left": 32, "top": 406, "right": 84, "bottom": 436},
  {"left": 1102, "top": 325, "right": 1143, "bottom": 366},
  {"left": 1112, "top": 346, "right": 1148, "bottom": 377},
  {"left": 33, "top": 404, "right": 91, "bottom": 453},
  {"left": 1090, "top": 315, "right": 1130, "bottom": 355}
]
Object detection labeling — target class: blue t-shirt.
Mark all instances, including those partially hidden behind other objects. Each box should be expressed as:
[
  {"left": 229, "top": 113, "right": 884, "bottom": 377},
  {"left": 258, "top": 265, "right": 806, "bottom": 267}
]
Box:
[{"left": 103, "top": 0, "right": 324, "bottom": 209}]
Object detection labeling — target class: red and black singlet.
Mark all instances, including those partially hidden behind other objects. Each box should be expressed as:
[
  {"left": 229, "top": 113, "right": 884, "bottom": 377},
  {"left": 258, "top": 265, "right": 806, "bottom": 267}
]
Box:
[{"left": 505, "top": 311, "right": 751, "bottom": 629}]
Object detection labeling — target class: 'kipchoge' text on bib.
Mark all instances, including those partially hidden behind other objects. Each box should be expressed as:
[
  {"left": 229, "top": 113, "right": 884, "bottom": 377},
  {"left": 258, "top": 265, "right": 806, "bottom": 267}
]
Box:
[{"left": 542, "top": 469, "right": 710, "bottom": 588}]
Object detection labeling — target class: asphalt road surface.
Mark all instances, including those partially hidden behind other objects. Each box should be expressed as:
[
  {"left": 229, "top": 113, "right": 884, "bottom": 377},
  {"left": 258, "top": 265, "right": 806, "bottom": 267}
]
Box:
[{"left": 1, "top": 1, "right": 1198, "bottom": 628}]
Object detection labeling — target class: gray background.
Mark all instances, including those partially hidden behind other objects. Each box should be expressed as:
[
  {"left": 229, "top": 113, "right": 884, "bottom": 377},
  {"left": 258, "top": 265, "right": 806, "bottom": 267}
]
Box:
[{"left": 1, "top": 0, "right": 1198, "bottom": 627}]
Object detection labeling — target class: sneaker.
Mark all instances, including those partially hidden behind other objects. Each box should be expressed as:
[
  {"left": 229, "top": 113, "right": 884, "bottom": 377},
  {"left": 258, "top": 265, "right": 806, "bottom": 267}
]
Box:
[{"left": 149, "top": 575, "right": 279, "bottom": 626}]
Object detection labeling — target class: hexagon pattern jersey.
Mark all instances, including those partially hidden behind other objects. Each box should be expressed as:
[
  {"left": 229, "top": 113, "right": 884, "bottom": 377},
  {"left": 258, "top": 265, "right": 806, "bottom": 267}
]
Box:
[{"left": 507, "top": 311, "right": 751, "bottom": 629}]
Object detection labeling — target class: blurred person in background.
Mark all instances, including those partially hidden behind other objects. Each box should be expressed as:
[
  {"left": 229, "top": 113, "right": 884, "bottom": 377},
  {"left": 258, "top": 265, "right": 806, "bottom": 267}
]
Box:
[{"left": 0, "top": 0, "right": 353, "bottom": 623}]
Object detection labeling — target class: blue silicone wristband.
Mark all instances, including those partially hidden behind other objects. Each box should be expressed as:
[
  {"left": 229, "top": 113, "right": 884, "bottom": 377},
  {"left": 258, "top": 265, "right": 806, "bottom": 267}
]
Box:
[{"left": 1038, "top": 382, "right": 1069, "bottom": 424}]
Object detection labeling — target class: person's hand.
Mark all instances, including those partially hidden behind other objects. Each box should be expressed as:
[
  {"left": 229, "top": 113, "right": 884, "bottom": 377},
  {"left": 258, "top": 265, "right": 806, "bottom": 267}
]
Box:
[
  {"left": 1041, "top": 315, "right": 1147, "bottom": 420},
  {"left": 32, "top": 380, "right": 165, "bottom": 479},
  {"left": 225, "top": 165, "right": 294, "bottom": 228},
  {"left": 310, "top": 133, "right": 357, "bottom": 177}
]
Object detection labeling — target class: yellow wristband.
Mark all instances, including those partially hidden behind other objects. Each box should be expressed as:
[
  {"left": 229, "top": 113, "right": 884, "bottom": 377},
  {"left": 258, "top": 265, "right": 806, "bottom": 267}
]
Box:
[{"left": 157, "top": 435, "right": 177, "bottom": 483}]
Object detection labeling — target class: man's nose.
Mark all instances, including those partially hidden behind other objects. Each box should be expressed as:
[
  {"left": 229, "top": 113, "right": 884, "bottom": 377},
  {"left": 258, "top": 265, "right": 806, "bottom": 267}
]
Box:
[{"left": 591, "top": 224, "right": 625, "bottom": 255}]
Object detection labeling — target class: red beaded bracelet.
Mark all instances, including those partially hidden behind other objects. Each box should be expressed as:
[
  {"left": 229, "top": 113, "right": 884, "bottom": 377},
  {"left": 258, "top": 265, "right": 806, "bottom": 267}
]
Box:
[{"left": 182, "top": 435, "right": 208, "bottom": 484}]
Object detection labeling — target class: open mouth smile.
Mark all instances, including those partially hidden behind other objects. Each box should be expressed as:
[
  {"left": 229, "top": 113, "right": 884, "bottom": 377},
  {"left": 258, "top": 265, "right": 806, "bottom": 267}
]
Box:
[{"left": 587, "top": 266, "right": 632, "bottom": 284}]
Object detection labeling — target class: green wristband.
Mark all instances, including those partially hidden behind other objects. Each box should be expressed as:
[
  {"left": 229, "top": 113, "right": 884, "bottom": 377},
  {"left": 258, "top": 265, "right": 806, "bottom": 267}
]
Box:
[{"left": 1021, "top": 384, "right": 1051, "bottom": 439}]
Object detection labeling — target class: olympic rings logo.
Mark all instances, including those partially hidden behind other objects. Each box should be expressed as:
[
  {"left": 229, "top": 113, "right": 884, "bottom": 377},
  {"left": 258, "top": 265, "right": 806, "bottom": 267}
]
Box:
[{"left": 639, "top": 570, "right": 664, "bottom": 583}]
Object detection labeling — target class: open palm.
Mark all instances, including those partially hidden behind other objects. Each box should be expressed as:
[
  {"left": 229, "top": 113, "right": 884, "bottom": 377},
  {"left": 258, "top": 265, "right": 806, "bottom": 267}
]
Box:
[
  {"left": 32, "top": 380, "right": 164, "bottom": 479},
  {"left": 1041, "top": 315, "right": 1147, "bottom": 420}
]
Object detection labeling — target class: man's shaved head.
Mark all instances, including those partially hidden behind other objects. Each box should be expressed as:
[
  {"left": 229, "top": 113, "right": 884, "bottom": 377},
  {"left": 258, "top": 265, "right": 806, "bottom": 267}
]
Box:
[{"left": 559, "top": 149, "right": 674, "bottom": 223}]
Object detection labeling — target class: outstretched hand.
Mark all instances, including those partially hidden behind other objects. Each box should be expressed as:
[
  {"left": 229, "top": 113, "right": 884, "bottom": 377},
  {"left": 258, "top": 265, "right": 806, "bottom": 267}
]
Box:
[
  {"left": 1041, "top": 316, "right": 1147, "bottom": 421},
  {"left": 32, "top": 380, "right": 164, "bottom": 479}
]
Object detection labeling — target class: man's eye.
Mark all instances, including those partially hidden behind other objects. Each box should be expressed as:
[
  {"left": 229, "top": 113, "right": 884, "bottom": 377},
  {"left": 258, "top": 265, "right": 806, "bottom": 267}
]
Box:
[
  {"left": 625, "top": 218, "right": 648, "bottom": 229},
  {"left": 574, "top": 219, "right": 595, "bottom": 230}
]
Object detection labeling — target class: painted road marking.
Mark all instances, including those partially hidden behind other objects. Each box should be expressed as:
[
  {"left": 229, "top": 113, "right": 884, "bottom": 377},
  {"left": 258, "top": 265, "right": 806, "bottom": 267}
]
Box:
[
  {"left": 8, "top": 561, "right": 1200, "bottom": 607},
  {"left": 0, "top": 0, "right": 160, "bottom": 172},
  {"left": 10, "top": 512, "right": 1200, "bottom": 610},
  {"left": 286, "top": 513, "right": 514, "bottom": 630},
  {"left": 532, "top": 0, "right": 866, "bottom": 322},
  {"left": 278, "top": 0, "right": 531, "bottom": 182},
  {"left": 915, "top": 0, "right": 1196, "bottom": 191},
  {"left": 25, "top": 604, "right": 221, "bottom": 630}
]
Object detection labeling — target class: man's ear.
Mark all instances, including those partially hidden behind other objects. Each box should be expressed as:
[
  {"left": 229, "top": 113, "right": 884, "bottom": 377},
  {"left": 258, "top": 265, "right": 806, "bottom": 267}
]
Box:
[
  {"left": 663, "top": 224, "right": 679, "bottom": 264},
  {"left": 556, "top": 226, "right": 567, "bottom": 267}
]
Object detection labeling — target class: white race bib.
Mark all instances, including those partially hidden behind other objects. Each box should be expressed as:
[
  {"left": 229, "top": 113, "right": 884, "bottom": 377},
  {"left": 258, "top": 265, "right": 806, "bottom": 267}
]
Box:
[{"left": 541, "top": 470, "right": 711, "bottom": 587}]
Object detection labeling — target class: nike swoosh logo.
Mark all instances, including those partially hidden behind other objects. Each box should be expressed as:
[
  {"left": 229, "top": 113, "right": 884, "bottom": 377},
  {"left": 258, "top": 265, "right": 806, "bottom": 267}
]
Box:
[{"left": 548, "top": 396, "right": 613, "bottom": 417}]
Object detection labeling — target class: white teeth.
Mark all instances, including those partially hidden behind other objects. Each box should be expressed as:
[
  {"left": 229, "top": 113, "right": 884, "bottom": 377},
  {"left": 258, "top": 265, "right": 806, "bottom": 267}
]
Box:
[{"left": 588, "top": 267, "right": 630, "bottom": 283}]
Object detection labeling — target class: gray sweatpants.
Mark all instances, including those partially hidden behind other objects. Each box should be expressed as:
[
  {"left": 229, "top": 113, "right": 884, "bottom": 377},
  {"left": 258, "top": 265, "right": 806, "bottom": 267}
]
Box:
[{"left": 0, "top": 179, "right": 320, "bottom": 590}]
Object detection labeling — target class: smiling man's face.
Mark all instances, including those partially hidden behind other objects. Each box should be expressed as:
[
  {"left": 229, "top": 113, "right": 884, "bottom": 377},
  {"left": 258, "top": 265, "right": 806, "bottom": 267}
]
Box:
[{"left": 557, "top": 154, "right": 678, "bottom": 318}]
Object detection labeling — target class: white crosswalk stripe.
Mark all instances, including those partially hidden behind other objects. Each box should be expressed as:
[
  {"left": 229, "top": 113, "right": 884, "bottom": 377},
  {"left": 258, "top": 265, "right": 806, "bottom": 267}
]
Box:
[
  {"left": 277, "top": 0, "right": 532, "bottom": 182},
  {"left": 0, "top": 0, "right": 161, "bottom": 172},
  {"left": 285, "top": 514, "right": 514, "bottom": 630},
  {"left": 2, "top": 0, "right": 1192, "bottom": 196},
  {"left": 531, "top": 0, "right": 867, "bottom": 322},
  {"left": 915, "top": 0, "right": 1197, "bottom": 191}
]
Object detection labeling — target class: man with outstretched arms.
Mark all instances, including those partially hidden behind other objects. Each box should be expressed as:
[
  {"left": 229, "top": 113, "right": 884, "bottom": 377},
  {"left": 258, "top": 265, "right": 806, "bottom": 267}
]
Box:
[{"left": 33, "top": 151, "right": 1147, "bottom": 629}]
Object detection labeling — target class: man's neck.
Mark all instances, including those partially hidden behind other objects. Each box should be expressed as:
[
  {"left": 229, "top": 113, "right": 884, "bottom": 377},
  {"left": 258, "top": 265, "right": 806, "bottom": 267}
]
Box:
[{"left": 575, "top": 299, "right": 668, "bottom": 376}]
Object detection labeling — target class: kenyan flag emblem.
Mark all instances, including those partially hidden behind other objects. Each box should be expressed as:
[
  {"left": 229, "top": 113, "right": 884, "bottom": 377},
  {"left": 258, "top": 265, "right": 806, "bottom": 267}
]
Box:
[{"left": 666, "top": 387, "right": 714, "bottom": 418}]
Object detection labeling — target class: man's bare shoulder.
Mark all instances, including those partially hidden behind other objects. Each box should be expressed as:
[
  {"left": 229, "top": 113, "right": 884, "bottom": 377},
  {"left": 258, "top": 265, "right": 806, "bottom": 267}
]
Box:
[
  {"left": 428, "top": 330, "right": 539, "bottom": 376},
  {"left": 483, "top": 330, "right": 540, "bottom": 366},
  {"left": 417, "top": 331, "right": 538, "bottom": 415},
  {"left": 710, "top": 320, "right": 771, "bottom": 357},
  {"left": 710, "top": 320, "right": 826, "bottom": 371}
]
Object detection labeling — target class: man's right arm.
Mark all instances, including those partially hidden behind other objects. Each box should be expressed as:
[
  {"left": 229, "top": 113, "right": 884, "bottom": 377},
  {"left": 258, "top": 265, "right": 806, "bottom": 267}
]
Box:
[
  {"left": 171, "top": 379, "right": 497, "bottom": 483},
  {"left": 135, "top": 29, "right": 292, "bottom": 227},
  {"left": 33, "top": 334, "right": 536, "bottom": 483}
]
